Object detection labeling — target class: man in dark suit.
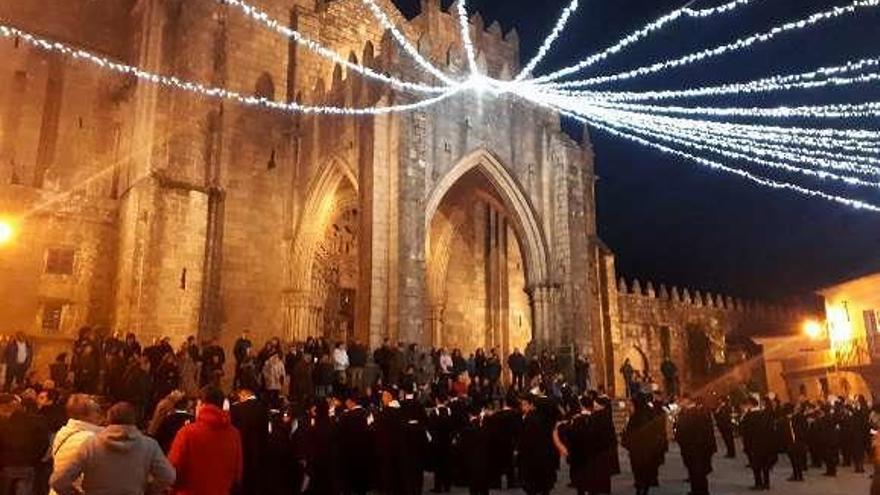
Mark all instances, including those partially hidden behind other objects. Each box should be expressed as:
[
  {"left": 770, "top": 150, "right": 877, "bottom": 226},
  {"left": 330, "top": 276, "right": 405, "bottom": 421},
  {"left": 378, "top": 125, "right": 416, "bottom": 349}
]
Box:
[
  {"left": 231, "top": 388, "right": 269, "bottom": 495},
  {"left": 337, "top": 391, "right": 372, "bottom": 495}
]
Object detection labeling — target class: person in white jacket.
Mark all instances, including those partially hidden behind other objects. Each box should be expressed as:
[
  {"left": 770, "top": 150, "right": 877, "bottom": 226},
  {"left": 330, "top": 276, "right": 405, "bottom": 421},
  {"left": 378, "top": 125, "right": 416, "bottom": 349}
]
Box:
[
  {"left": 49, "top": 394, "right": 103, "bottom": 495},
  {"left": 332, "top": 342, "right": 350, "bottom": 387},
  {"left": 261, "top": 352, "right": 286, "bottom": 408}
]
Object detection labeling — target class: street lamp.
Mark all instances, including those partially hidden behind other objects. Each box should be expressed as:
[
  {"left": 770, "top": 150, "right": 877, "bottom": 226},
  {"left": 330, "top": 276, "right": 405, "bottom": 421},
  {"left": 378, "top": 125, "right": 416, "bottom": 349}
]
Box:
[
  {"left": 0, "top": 219, "right": 15, "bottom": 246},
  {"left": 803, "top": 319, "right": 824, "bottom": 340}
]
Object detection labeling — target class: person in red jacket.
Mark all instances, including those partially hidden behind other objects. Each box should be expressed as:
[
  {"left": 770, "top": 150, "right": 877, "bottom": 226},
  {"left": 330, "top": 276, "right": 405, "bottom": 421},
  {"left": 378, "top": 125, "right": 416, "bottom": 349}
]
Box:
[{"left": 168, "top": 385, "right": 243, "bottom": 495}]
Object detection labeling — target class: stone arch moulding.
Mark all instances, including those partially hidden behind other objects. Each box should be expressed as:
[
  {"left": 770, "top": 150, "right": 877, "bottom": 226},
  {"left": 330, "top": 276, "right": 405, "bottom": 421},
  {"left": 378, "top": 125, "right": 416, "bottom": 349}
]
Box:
[
  {"left": 425, "top": 148, "right": 551, "bottom": 288},
  {"left": 289, "top": 156, "right": 359, "bottom": 293}
]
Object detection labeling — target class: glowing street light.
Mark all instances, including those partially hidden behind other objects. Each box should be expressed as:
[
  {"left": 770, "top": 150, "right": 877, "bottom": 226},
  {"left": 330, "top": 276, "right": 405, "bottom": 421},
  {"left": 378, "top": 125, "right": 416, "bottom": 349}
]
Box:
[
  {"left": 0, "top": 219, "right": 15, "bottom": 246},
  {"left": 803, "top": 319, "right": 824, "bottom": 340}
]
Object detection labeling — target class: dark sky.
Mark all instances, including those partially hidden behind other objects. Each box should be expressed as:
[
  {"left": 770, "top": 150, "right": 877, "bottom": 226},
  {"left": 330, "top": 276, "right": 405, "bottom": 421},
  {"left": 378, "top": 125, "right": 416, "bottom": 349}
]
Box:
[{"left": 392, "top": 0, "right": 880, "bottom": 301}]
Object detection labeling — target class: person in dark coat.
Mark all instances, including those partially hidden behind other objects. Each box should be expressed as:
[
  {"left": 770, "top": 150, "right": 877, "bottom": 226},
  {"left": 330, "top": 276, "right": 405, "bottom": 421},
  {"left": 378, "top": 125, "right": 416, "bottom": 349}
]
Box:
[
  {"left": 122, "top": 355, "right": 152, "bottom": 424},
  {"left": 779, "top": 403, "right": 807, "bottom": 482},
  {"left": 517, "top": 394, "right": 557, "bottom": 495},
  {"left": 850, "top": 396, "right": 871, "bottom": 473},
  {"left": 400, "top": 393, "right": 429, "bottom": 495},
  {"left": 373, "top": 389, "right": 407, "bottom": 495},
  {"left": 457, "top": 407, "right": 492, "bottom": 495},
  {"left": 714, "top": 398, "right": 737, "bottom": 458},
  {"left": 233, "top": 331, "right": 253, "bottom": 389},
  {"left": 266, "top": 405, "right": 304, "bottom": 495},
  {"left": 153, "top": 395, "right": 194, "bottom": 454},
  {"left": 622, "top": 395, "right": 668, "bottom": 495},
  {"left": 507, "top": 348, "right": 528, "bottom": 391},
  {"left": 337, "top": 392, "right": 372, "bottom": 495},
  {"left": 486, "top": 393, "right": 521, "bottom": 490},
  {"left": 231, "top": 388, "right": 269, "bottom": 495},
  {"left": 555, "top": 395, "right": 615, "bottom": 495},
  {"left": 739, "top": 397, "right": 778, "bottom": 490},
  {"left": 594, "top": 395, "right": 621, "bottom": 475},
  {"left": 0, "top": 393, "right": 50, "bottom": 493},
  {"left": 200, "top": 338, "right": 226, "bottom": 387},
  {"left": 427, "top": 394, "right": 456, "bottom": 493},
  {"left": 72, "top": 334, "right": 101, "bottom": 394},
  {"left": 303, "top": 400, "right": 340, "bottom": 495},
  {"left": 815, "top": 405, "right": 840, "bottom": 476},
  {"left": 675, "top": 396, "right": 716, "bottom": 495}
]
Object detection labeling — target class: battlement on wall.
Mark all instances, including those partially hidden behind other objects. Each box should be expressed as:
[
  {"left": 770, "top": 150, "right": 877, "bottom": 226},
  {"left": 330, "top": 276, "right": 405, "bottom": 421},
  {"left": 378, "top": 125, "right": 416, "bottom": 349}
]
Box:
[
  {"left": 298, "top": 0, "right": 520, "bottom": 88},
  {"left": 616, "top": 276, "right": 803, "bottom": 320}
]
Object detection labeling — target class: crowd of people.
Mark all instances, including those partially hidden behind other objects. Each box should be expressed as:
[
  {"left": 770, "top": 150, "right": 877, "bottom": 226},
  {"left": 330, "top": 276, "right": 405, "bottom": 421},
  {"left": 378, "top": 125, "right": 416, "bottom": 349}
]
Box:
[{"left": 0, "top": 327, "right": 877, "bottom": 495}]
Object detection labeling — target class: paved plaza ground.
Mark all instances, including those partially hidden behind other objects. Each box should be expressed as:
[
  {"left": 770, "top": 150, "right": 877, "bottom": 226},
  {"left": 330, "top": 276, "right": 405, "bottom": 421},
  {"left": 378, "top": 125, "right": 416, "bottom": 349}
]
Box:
[{"left": 441, "top": 442, "right": 872, "bottom": 495}]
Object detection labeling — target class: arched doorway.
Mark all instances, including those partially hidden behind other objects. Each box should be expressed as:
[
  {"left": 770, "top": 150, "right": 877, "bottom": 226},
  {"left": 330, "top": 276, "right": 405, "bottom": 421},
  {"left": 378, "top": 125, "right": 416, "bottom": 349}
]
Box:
[
  {"left": 425, "top": 149, "right": 550, "bottom": 357},
  {"left": 286, "top": 159, "right": 359, "bottom": 342}
]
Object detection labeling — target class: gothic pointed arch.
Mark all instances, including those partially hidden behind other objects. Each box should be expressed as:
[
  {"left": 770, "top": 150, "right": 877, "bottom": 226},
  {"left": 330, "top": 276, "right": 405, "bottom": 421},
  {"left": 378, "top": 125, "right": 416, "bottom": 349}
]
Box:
[{"left": 426, "top": 148, "right": 550, "bottom": 288}]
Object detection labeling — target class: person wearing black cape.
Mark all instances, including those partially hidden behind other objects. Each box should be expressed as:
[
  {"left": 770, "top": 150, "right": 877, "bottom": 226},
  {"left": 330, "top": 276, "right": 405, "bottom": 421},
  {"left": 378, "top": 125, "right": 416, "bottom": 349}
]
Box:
[
  {"left": 675, "top": 395, "right": 717, "bottom": 495},
  {"left": 338, "top": 391, "right": 372, "bottom": 495},
  {"left": 739, "top": 397, "right": 778, "bottom": 490},
  {"left": 231, "top": 387, "right": 269, "bottom": 495},
  {"left": 427, "top": 393, "right": 456, "bottom": 493},
  {"left": 486, "top": 393, "right": 522, "bottom": 490},
  {"left": 517, "top": 393, "right": 557, "bottom": 495},
  {"left": 303, "top": 399, "right": 340, "bottom": 495},
  {"left": 622, "top": 394, "right": 668, "bottom": 495},
  {"left": 554, "top": 395, "right": 615, "bottom": 495},
  {"left": 457, "top": 404, "right": 492, "bottom": 495},
  {"left": 373, "top": 387, "right": 407, "bottom": 495}
]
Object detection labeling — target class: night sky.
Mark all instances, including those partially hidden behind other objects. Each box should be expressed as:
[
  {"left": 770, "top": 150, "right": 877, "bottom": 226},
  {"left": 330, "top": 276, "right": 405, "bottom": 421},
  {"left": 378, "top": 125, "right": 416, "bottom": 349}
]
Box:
[{"left": 393, "top": 0, "right": 880, "bottom": 301}]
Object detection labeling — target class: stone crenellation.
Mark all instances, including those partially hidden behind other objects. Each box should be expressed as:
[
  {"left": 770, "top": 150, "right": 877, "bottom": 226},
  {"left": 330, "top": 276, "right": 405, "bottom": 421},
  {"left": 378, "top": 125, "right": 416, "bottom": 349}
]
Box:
[{"left": 617, "top": 276, "right": 802, "bottom": 319}]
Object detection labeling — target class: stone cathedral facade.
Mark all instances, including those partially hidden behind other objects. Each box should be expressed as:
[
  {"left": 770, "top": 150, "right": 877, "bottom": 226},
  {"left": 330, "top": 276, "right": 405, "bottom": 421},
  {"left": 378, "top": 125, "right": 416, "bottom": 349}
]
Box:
[{"left": 0, "top": 0, "right": 800, "bottom": 393}]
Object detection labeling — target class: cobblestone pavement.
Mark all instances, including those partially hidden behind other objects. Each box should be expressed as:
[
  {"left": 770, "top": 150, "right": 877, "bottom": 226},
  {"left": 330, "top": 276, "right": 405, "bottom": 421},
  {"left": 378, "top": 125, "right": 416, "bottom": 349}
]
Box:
[{"left": 439, "top": 442, "right": 872, "bottom": 495}]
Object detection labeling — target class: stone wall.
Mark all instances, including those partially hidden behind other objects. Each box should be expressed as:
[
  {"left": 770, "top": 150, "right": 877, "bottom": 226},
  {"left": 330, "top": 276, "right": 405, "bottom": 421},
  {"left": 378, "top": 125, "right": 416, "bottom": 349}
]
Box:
[{"left": 610, "top": 274, "right": 804, "bottom": 396}]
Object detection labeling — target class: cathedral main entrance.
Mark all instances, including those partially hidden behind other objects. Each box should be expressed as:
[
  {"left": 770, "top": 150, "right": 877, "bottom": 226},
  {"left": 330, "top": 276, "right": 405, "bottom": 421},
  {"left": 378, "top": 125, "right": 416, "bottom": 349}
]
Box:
[{"left": 425, "top": 153, "right": 539, "bottom": 356}]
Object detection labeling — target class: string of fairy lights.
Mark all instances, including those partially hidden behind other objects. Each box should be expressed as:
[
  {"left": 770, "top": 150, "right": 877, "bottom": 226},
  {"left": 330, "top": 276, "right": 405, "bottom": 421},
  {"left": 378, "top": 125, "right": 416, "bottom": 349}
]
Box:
[{"left": 0, "top": 0, "right": 878, "bottom": 212}]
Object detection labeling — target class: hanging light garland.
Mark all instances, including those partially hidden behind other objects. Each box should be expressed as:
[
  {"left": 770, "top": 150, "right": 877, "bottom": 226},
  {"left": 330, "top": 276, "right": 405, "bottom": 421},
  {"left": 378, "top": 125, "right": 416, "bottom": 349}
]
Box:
[
  {"left": 1, "top": 0, "right": 878, "bottom": 212},
  {"left": 0, "top": 24, "right": 463, "bottom": 115}
]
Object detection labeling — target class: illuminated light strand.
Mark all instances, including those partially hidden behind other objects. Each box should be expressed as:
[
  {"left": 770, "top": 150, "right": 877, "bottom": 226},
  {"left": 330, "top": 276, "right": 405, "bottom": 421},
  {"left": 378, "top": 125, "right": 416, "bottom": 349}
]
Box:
[
  {"left": 222, "top": 0, "right": 451, "bottom": 94},
  {"left": 543, "top": 0, "right": 880, "bottom": 89},
  {"left": 507, "top": 80, "right": 880, "bottom": 146},
  {"left": 604, "top": 109, "right": 880, "bottom": 185},
  {"left": 513, "top": 0, "right": 579, "bottom": 82},
  {"left": 561, "top": 108, "right": 880, "bottom": 212},
  {"left": 529, "top": 0, "right": 762, "bottom": 84},
  {"left": 659, "top": 121, "right": 880, "bottom": 171},
  {"left": 642, "top": 115, "right": 880, "bottom": 164},
  {"left": 358, "top": 0, "right": 459, "bottom": 85},
  {"left": 0, "top": 25, "right": 462, "bottom": 116},
  {"left": 522, "top": 88, "right": 880, "bottom": 173},
  {"left": 455, "top": 0, "right": 479, "bottom": 76},
  {"left": 537, "top": 60, "right": 880, "bottom": 102},
  {"left": 588, "top": 99, "right": 880, "bottom": 119}
]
